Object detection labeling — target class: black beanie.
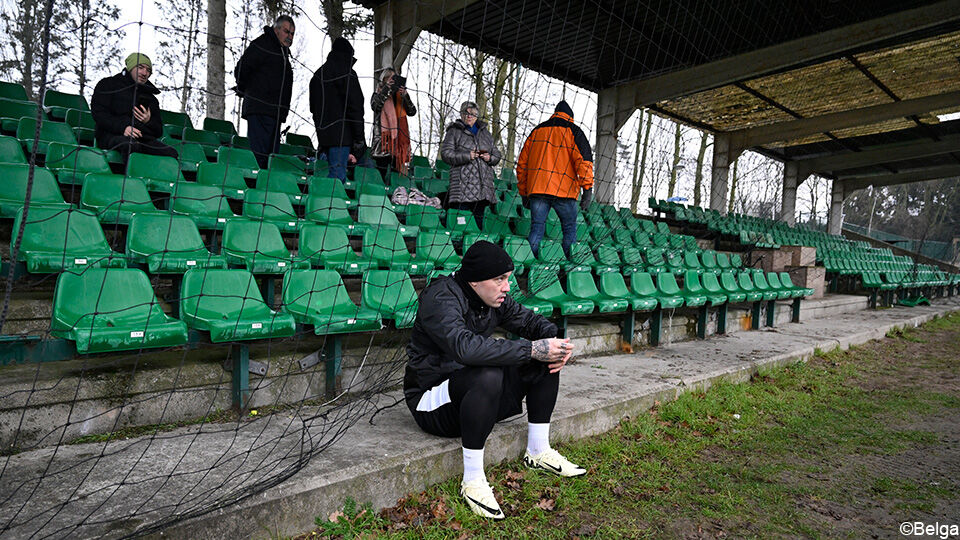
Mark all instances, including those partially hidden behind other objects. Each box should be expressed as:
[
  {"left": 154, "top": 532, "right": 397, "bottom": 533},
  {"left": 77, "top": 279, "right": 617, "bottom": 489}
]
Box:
[
  {"left": 458, "top": 241, "right": 515, "bottom": 282},
  {"left": 555, "top": 100, "right": 574, "bottom": 118}
]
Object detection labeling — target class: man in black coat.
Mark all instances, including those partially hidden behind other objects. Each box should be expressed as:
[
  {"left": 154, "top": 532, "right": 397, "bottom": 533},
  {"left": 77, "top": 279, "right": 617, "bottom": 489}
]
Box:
[
  {"left": 90, "top": 52, "right": 178, "bottom": 162},
  {"left": 235, "top": 15, "right": 295, "bottom": 168},
  {"left": 405, "top": 241, "right": 587, "bottom": 520},
  {"left": 309, "top": 37, "right": 368, "bottom": 182}
]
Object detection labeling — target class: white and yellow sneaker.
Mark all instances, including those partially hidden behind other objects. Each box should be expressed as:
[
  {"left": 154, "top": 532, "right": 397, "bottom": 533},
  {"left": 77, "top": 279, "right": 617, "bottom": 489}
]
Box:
[
  {"left": 523, "top": 448, "right": 587, "bottom": 477},
  {"left": 460, "top": 478, "right": 505, "bottom": 520}
]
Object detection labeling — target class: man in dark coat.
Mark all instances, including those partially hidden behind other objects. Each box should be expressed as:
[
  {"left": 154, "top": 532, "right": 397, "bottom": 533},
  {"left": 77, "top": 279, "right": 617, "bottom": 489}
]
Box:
[
  {"left": 235, "top": 15, "right": 295, "bottom": 168},
  {"left": 405, "top": 241, "right": 587, "bottom": 520},
  {"left": 90, "top": 52, "right": 178, "bottom": 162},
  {"left": 309, "top": 37, "right": 367, "bottom": 182}
]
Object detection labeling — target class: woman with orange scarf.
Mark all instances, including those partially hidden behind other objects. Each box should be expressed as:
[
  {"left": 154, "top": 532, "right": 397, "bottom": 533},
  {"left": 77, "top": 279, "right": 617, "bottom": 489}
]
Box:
[{"left": 371, "top": 67, "right": 417, "bottom": 176}]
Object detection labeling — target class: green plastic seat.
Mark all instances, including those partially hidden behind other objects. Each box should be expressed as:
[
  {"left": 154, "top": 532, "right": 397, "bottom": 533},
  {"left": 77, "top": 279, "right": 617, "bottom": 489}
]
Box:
[
  {"left": 222, "top": 219, "right": 309, "bottom": 274},
  {"left": 0, "top": 163, "right": 71, "bottom": 217},
  {"left": 536, "top": 239, "right": 566, "bottom": 273},
  {"left": 160, "top": 110, "right": 193, "bottom": 134},
  {"left": 619, "top": 246, "right": 645, "bottom": 275},
  {"left": 631, "top": 272, "right": 683, "bottom": 309},
  {"left": 463, "top": 232, "right": 501, "bottom": 253},
  {"left": 446, "top": 208, "right": 481, "bottom": 237},
  {"left": 127, "top": 152, "right": 186, "bottom": 192},
  {"left": 12, "top": 206, "right": 125, "bottom": 273},
  {"left": 197, "top": 161, "right": 249, "bottom": 199},
  {"left": 718, "top": 271, "right": 753, "bottom": 302},
  {"left": 654, "top": 273, "right": 691, "bottom": 308},
  {"left": 595, "top": 245, "right": 623, "bottom": 272},
  {"left": 44, "top": 142, "right": 111, "bottom": 185},
  {"left": 277, "top": 142, "right": 307, "bottom": 156},
  {"left": 663, "top": 250, "right": 684, "bottom": 275},
  {"left": 417, "top": 231, "right": 462, "bottom": 269},
  {"left": 504, "top": 274, "right": 552, "bottom": 317},
  {"left": 17, "top": 117, "right": 76, "bottom": 155},
  {"left": 243, "top": 188, "right": 301, "bottom": 232},
  {"left": 362, "top": 226, "right": 434, "bottom": 275},
  {"left": 567, "top": 270, "right": 628, "bottom": 313},
  {"left": 304, "top": 194, "right": 366, "bottom": 235},
  {"left": 683, "top": 250, "right": 704, "bottom": 274},
  {"left": 0, "top": 134, "right": 26, "bottom": 163},
  {"left": 406, "top": 204, "right": 452, "bottom": 237},
  {"left": 63, "top": 108, "right": 96, "bottom": 144},
  {"left": 683, "top": 270, "right": 721, "bottom": 306},
  {"left": 700, "top": 250, "right": 720, "bottom": 274},
  {"left": 179, "top": 268, "right": 296, "bottom": 342},
  {"left": 127, "top": 213, "right": 226, "bottom": 273},
  {"left": 170, "top": 182, "right": 238, "bottom": 229},
  {"left": 231, "top": 134, "right": 250, "bottom": 149},
  {"left": 361, "top": 270, "right": 418, "bottom": 328},
  {"left": 643, "top": 248, "right": 668, "bottom": 275},
  {"left": 216, "top": 145, "right": 259, "bottom": 179},
  {"left": 0, "top": 99, "right": 39, "bottom": 133},
  {"left": 308, "top": 176, "right": 356, "bottom": 209},
  {"left": 527, "top": 266, "right": 595, "bottom": 315},
  {"left": 51, "top": 268, "right": 187, "bottom": 353},
  {"left": 736, "top": 272, "right": 766, "bottom": 302},
  {"left": 357, "top": 194, "right": 418, "bottom": 237},
  {"left": 43, "top": 90, "right": 89, "bottom": 121},
  {"left": 481, "top": 212, "right": 511, "bottom": 241},
  {"left": 730, "top": 253, "right": 744, "bottom": 268},
  {"left": 351, "top": 166, "right": 383, "bottom": 191},
  {"left": 160, "top": 139, "right": 207, "bottom": 174},
  {"left": 751, "top": 271, "right": 783, "bottom": 301},
  {"left": 599, "top": 272, "right": 657, "bottom": 311},
  {"left": 0, "top": 82, "right": 28, "bottom": 101},
  {"left": 80, "top": 174, "right": 162, "bottom": 225},
  {"left": 503, "top": 236, "right": 538, "bottom": 275},
  {"left": 299, "top": 223, "right": 375, "bottom": 275},
  {"left": 286, "top": 132, "right": 314, "bottom": 150},
  {"left": 182, "top": 127, "right": 220, "bottom": 159},
  {"left": 702, "top": 272, "right": 738, "bottom": 303},
  {"left": 203, "top": 117, "right": 237, "bottom": 144},
  {"left": 421, "top": 177, "right": 449, "bottom": 196},
  {"left": 768, "top": 272, "right": 805, "bottom": 298},
  {"left": 779, "top": 272, "right": 814, "bottom": 297},
  {"left": 268, "top": 153, "right": 308, "bottom": 177},
  {"left": 282, "top": 269, "right": 382, "bottom": 334},
  {"left": 409, "top": 155, "right": 431, "bottom": 169},
  {"left": 716, "top": 252, "right": 732, "bottom": 270},
  {"left": 387, "top": 171, "right": 417, "bottom": 191},
  {"left": 256, "top": 169, "right": 305, "bottom": 206}
]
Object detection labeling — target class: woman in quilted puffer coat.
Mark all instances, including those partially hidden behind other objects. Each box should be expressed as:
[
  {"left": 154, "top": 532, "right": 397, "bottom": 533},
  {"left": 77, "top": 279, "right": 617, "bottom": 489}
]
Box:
[{"left": 440, "top": 101, "right": 501, "bottom": 229}]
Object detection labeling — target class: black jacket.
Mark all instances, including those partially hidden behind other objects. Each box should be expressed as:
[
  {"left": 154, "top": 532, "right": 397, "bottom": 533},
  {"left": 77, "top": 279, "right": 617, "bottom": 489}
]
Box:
[
  {"left": 235, "top": 27, "right": 294, "bottom": 122},
  {"left": 90, "top": 70, "right": 165, "bottom": 144},
  {"left": 404, "top": 274, "right": 558, "bottom": 402},
  {"left": 309, "top": 38, "right": 365, "bottom": 151}
]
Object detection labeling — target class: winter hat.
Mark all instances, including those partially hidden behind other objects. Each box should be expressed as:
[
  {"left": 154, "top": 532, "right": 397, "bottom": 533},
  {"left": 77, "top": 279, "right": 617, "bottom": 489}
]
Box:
[
  {"left": 125, "top": 52, "right": 152, "bottom": 72},
  {"left": 458, "top": 241, "right": 515, "bottom": 282},
  {"left": 554, "top": 100, "right": 574, "bottom": 118}
]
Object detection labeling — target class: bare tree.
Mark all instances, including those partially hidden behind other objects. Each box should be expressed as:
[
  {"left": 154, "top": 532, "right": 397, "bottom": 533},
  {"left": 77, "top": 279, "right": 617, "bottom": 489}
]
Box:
[
  {"left": 206, "top": 0, "right": 226, "bottom": 119},
  {"left": 0, "top": 0, "right": 68, "bottom": 99},
  {"left": 667, "top": 122, "right": 684, "bottom": 198},
  {"left": 630, "top": 109, "right": 653, "bottom": 213},
  {"left": 728, "top": 157, "right": 739, "bottom": 214},
  {"left": 504, "top": 64, "right": 524, "bottom": 166},
  {"left": 472, "top": 50, "right": 487, "bottom": 119},
  {"left": 693, "top": 131, "right": 710, "bottom": 207},
  {"left": 155, "top": 0, "right": 206, "bottom": 118}
]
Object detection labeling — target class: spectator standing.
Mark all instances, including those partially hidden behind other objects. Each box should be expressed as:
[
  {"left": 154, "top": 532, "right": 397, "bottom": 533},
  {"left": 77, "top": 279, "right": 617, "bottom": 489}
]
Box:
[
  {"left": 516, "top": 100, "right": 594, "bottom": 257},
  {"left": 440, "top": 101, "right": 500, "bottom": 229},
  {"left": 310, "top": 37, "right": 367, "bottom": 182},
  {"left": 90, "top": 53, "right": 178, "bottom": 162},
  {"left": 371, "top": 67, "right": 416, "bottom": 176},
  {"left": 235, "top": 15, "right": 295, "bottom": 168}
]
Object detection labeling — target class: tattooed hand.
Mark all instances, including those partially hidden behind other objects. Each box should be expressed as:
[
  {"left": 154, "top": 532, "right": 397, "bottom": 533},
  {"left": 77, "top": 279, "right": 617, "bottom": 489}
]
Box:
[{"left": 532, "top": 338, "right": 574, "bottom": 373}]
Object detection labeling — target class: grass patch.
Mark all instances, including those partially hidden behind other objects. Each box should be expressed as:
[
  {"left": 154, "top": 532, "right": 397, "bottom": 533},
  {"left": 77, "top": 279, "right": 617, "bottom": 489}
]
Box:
[{"left": 297, "top": 311, "right": 960, "bottom": 539}]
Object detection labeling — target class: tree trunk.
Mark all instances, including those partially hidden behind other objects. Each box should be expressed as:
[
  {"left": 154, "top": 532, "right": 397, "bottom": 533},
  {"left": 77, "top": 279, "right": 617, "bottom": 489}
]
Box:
[
  {"left": 489, "top": 59, "right": 509, "bottom": 145},
  {"left": 75, "top": 0, "right": 89, "bottom": 96},
  {"left": 693, "top": 131, "right": 709, "bottom": 207},
  {"left": 630, "top": 109, "right": 652, "bottom": 213},
  {"left": 180, "top": 0, "right": 200, "bottom": 113},
  {"left": 728, "top": 158, "right": 739, "bottom": 214},
  {"left": 206, "top": 0, "right": 226, "bottom": 119},
  {"left": 473, "top": 51, "right": 487, "bottom": 119},
  {"left": 667, "top": 123, "right": 683, "bottom": 198},
  {"left": 504, "top": 65, "right": 522, "bottom": 166},
  {"left": 322, "top": 0, "right": 344, "bottom": 40},
  {"left": 17, "top": 0, "right": 38, "bottom": 100}
]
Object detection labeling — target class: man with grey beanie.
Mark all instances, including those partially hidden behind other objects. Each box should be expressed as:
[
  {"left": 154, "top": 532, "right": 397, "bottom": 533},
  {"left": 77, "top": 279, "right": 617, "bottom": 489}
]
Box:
[{"left": 405, "top": 241, "right": 587, "bottom": 520}]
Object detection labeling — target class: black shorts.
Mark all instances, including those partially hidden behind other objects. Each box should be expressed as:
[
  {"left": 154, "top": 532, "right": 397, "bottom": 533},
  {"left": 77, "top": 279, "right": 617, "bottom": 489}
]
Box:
[{"left": 406, "top": 363, "right": 548, "bottom": 439}]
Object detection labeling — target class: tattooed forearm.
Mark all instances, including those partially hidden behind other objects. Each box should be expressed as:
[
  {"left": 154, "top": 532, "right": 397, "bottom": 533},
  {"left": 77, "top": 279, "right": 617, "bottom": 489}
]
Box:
[{"left": 531, "top": 339, "right": 550, "bottom": 361}]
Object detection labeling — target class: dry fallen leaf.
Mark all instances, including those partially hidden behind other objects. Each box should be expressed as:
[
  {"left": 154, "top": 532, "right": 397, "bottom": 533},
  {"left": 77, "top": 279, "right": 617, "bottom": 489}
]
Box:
[
  {"left": 327, "top": 510, "right": 345, "bottom": 523},
  {"left": 536, "top": 498, "right": 556, "bottom": 511}
]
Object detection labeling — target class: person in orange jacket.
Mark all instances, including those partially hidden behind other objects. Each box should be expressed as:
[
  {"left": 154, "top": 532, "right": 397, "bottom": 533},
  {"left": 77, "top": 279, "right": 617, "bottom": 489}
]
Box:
[{"left": 516, "top": 101, "right": 593, "bottom": 257}]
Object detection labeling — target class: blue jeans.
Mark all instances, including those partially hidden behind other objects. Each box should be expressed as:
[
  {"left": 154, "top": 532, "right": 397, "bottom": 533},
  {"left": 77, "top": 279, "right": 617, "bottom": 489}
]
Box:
[
  {"left": 528, "top": 196, "right": 578, "bottom": 257},
  {"left": 322, "top": 146, "right": 350, "bottom": 182},
  {"left": 246, "top": 114, "right": 280, "bottom": 169}
]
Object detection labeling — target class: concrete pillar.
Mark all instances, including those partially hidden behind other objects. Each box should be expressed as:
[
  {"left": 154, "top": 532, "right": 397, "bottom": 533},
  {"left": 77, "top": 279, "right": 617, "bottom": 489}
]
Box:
[
  {"left": 710, "top": 134, "right": 740, "bottom": 213},
  {"left": 781, "top": 161, "right": 799, "bottom": 225},
  {"left": 373, "top": 5, "right": 395, "bottom": 77},
  {"left": 827, "top": 179, "right": 845, "bottom": 235},
  {"left": 594, "top": 88, "right": 619, "bottom": 205}
]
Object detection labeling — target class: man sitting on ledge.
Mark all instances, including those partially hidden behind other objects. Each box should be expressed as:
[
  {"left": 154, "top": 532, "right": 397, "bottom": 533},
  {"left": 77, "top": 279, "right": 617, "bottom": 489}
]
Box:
[{"left": 404, "top": 241, "right": 587, "bottom": 520}]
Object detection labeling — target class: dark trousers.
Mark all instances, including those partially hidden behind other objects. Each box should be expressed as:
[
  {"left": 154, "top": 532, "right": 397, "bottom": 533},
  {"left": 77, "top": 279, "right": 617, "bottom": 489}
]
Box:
[
  {"left": 247, "top": 114, "right": 281, "bottom": 169},
  {"left": 101, "top": 135, "right": 178, "bottom": 163},
  {"left": 448, "top": 200, "right": 488, "bottom": 230}
]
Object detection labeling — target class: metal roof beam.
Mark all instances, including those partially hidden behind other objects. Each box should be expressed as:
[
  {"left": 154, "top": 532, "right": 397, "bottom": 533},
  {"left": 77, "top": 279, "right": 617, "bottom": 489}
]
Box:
[
  {"left": 727, "top": 90, "right": 960, "bottom": 150},
  {"left": 840, "top": 164, "right": 960, "bottom": 194},
  {"left": 610, "top": 0, "right": 960, "bottom": 111},
  {"left": 797, "top": 135, "right": 960, "bottom": 176}
]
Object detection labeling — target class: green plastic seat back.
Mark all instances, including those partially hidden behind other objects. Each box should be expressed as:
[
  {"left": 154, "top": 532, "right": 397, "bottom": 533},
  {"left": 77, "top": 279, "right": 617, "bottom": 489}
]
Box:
[
  {"left": 569, "top": 242, "right": 597, "bottom": 266},
  {"left": 180, "top": 269, "right": 271, "bottom": 319},
  {"left": 716, "top": 252, "right": 731, "bottom": 269},
  {"left": 0, "top": 135, "right": 25, "bottom": 163},
  {"left": 299, "top": 223, "right": 352, "bottom": 260},
  {"left": 358, "top": 193, "right": 401, "bottom": 228},
  {"left": 645, "top": 248, "right": 666, "bottom": 267},
  {"left": 596, "top": 245, "right": 622, "bottom": 266},
  {"left": 463, "top": 232, "right": 500, "bottom": 252},
  {"left": 283, "top": 269, "right": 355, "bottom": 313},
  {"left": 753, "top": 271, "right": 772, "bottom": 291},
  {"left": 64, "top": 109, "right": 96, "bottom": 131},
  {"left": 406, "top": 204, "right": 443, "bottom": 229},
  {"left": 412, "top": 165, "right": 434, "bottom": 180},
  {"left": 737, "top": 272, "right": 757, "bottom": 292},
  {"left": 363, "top": 226, "right": 410, "bottom": 264},
  {"left": 43, "top": 90, "right": 89, "bottom": 112},
  {"left": 567, "top": 270, "right": 603, "bottom": 299},
  {"left": 767, "top": 272, "right": 784, "bottom": 289},
  {"left": 354, "top": 166, "right": 383, "bottom": 185},
  {"left": 268, "top": 154, "right": 307, "bottom": 175},
  {"left": 286, "top": 132, "right": 314, "bottom": 149},
  {"left": 538, "top": 239, "right": 566, "bottom": 264},
  {"left": 223, "top": 219, "right": 289, "bottom": 259},
  {"left": 182, "top": 127, "right": 220, "bottom": 147},
  {"left": 0, "top": 99, "right": 38, "bottom": 124},
  {"left": 0, "top": 163, "right": 67, "bottom": 212},
  {"left": 127, "top": 213, "right": 207, "bottom": 257},
  {"left": 446, "top": 208, "right": 481, "bottom": 234},
  {"left": 417, "top": 231, "right": 458, "bottom": 263},
  {"left": 387, "top": 171, "right": 416, "bottom": 190},
  {"left": 779, "top": 272, "right": 798, "bottom": 289},
  {"left": 217, "top": 145, "right": 259, "bottom": 170},
  {"left": 730, "top": 253, "right": 743, "bottom": 268},
  {"left": 160, "top": 109, "right": 193, "bottom": 130},
  {"left": 683, "top": 270, "right": 705, "bottom": 294},
  {"left": 527, "top": 266, "right": 565, "bottom": 298},
  {"left": 53, "top": 268, "right": 163, "bottom": 330},
  {"left": 701, "top": 272, "right": 724, "bottom": 293},
  {"left": 13, "top": 206, "right": 112, "bottom": 260},
  {"left": 243, "top": 188, "right": 298, "bottom": 222},
  {"left": 701, "top": 250, "right": 718, "bottom": 269},
  {"left": 256, "top": 169, "right": 303, "bottom": 195},
  {"left": 599, "top": 272, "right": 631, "bottom": 297},
  {"left": 198, "top": 161, "right": 249, "bottom": 191},
  {"left": 683, "top": 250, "right": 702, "bottom": 269},
  {"left": 630, "top": 272, "right": 658, "bottom": 296},
  {"left": 499, "top": 168, "right": 516, "bottom": 183},
  {"left": 305, "top": 195, "right": 353, "bottom": 225},
  {"left": 0, "top": 82, "right": 28, "bottom": 101},
  {"left": 621, "top": 246, "right": 643, "bottom": 265},
  {"left": 17, "top": 117, "right": 76, "bottom": 145},
  {"left": 309, "top": 176, "right": 351, "bottom": 200},
  {"left": 409, "top": 155, "right": 431, "bottom": 169},
  {"left": 482, "top": 212, "right": 512, "bottom": 237},
  {"left": 361, "top": 270, "right": 417, "bottom": 314},
  {"left": 127, "top": 152, "right": 185, "bottom": 183},
  {"left": 170, "top": 183, "right": 235, "bottom": 221},
  {"left": 81, "top": 174, "right": 156, "bottom": 215},
  {"left": 657, "top": 273, "right": 682, "bottom": 295},
  {"left": 203, "top": 117, "right": 237, "bottom": 136},
  {"left": 504, "top": 236, "right": 538, "bottom": 266},
  {"left": 45, "top": 142, "right": 110, "bottom": 174}
]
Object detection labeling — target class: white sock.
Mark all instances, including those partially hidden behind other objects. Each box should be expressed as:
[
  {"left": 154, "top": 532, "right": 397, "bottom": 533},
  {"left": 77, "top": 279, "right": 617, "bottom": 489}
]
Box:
[
  {"left": 462, "top": 447, "right": 485, "bottom": 484},
  {"left": 527, "top": 423, "right": 551, "bottom": 455}
]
